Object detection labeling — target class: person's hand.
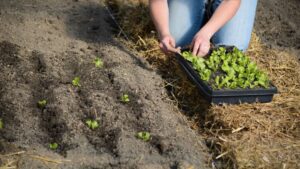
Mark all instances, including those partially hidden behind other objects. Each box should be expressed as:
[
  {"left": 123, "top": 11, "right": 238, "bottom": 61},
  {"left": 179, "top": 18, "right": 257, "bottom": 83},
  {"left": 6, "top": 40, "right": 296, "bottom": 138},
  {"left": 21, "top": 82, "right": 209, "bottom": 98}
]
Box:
[
  {"left": 159, "top": 34, "right": 181, "bottom": 54},
  {"left": 191, "top": 30, "right": 212, "bottom": 57}
]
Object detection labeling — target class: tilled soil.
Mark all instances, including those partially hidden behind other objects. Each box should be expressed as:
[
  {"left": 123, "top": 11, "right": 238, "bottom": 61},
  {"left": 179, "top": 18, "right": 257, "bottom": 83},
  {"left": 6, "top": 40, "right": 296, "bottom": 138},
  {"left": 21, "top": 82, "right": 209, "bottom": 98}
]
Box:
[
  {"left": 255, "top": 0, "right": 300, "bottom": 54},
  {"left": 0, "top": 0, "right": 208, "bottom": 168}
]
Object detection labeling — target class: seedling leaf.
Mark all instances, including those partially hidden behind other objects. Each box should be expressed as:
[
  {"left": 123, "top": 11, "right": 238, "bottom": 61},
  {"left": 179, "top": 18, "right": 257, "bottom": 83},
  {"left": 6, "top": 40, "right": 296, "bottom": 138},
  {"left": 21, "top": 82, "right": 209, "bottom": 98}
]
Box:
[
  {"left": 0, "top": 119, "right": 3, "bottom": 129},
  {"left": 93, "top": 57, "right": 103, "bottom": 68},
  {"left": 121, "top": 94, "right": 130, "bottom": 103},
  {"left": 72, "top": 77, "right": 81, "bottom": 87},
  {"left": 49, "top": 143, "right": 58, "bottom": 150},
  {"left": 37, "top": 99, "right": 47, "bottom": 109},
  {"left": 136, "top": 131, "right": 151, "bottom": 142},
  {"left": 86, "top": 119, "right": 99, "bottom": 130}
]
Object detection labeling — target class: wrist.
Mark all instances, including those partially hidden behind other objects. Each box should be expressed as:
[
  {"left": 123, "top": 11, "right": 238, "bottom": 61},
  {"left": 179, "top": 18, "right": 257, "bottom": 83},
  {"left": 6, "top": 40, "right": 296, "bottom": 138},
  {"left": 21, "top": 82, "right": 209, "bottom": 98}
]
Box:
[
  {"left": 198, "top": 25, "right": 215, "bottom": 40},
  {"left": 159, "top": 31, "right": 171, "bottom": 39}
]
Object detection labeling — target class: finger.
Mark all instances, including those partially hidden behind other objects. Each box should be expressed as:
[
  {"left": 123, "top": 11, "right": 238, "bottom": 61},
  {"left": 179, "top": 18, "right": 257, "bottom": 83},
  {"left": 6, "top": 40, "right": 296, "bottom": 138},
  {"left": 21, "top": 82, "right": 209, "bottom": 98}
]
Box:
[
  {"left": 162, "top": 41, "right": 176, "bottom": 53},
  {"left": 162, "top": 41, "right": 171, "bottom": 52},
  {"left": 170, "top": 38, "right": 176, "bottom": 48},
  {"left": 202, "top": 43, "right": 210, "bottom": 56},
  {"left": 197, "top": 48, "right": 206, "bottom": 57},
  {"left": 159, "top": 43, "right": 165, "bottom": 52},
  {"left": 167, "top": 46, "right": 180, "bottom": 54},
  {"left": 198, "top": 44, "right": 210, "bottom": 57},
  {"left": 190, "top": 39, "right": 195, "bottom": 51},
  {"left": 159, "top": 43, "right": 163, "bottom": 50},
  {"left": 176, "top": 47, "right": 181, "bottom": 53},
  {"left": 159, "top": 42, "right": 168, "bottom": 54},
  {"left": 192, "top": 41, "right": 200, "bottom": 56},
  {"left": 197, "top": 46, "right": 203, "bottom": 57}
]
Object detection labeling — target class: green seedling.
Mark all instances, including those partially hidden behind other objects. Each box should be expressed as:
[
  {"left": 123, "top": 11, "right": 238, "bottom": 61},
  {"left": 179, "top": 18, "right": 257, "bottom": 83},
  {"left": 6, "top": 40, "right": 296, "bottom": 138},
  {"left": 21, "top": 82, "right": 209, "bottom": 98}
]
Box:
[
  {"left": 0, "top": 119, "right": 3, "bottom": 129},
  {"left": 37, "top": 99, "right": 47, "bottom": 108},
  {"left": 215, "top": 76, "right": 222, "bottom": 89},
  {"left": 86, "top": 119, "right": 99, "bottom": 130},
  {"left": 72, "top": 77, "right": 81, "bottom": 87},
  {"left": 49, "top": 143, "right": 58, "bottom": 150},
  {"left": 136, "top": 131, "right": 151, "bottom": 142},
  {"left": 200, "top": 69, "right": 211, "bottom": 82},
  {"left": 121, "top": 94, "right": 130, "bottom": 103},
  {"left": 93, "top": 57, "right": 104, "bottom": 68},
  {"left": 182, "top": 51, "right": 211, "bottom": 82}
]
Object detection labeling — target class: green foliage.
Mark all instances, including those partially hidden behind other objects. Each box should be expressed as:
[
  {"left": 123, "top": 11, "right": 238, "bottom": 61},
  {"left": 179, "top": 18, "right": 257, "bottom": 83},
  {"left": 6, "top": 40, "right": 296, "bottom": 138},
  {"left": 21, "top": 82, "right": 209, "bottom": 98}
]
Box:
[
  {"left": 37, "top": 99, "right": 47, "bottom": 109},
  {"left": 0, "top": 118, "right": 3, "bottom": 129},
  {"left": 255, "top": 71, "right": 269, "bottom": 88},
  {"left": 182, "top": 47, "right": 270, "bottom": 89},
  {"left": 72, "top": 77, "right": 81, "bottom": 87},
  {"left": 200, "top": 69, "right": 211, "bottom": 81},
  {"left": 136, "top": 131, "right": 151, "bottom": 142},
  {"left": 86, "top": 119, "right": 99, "bottom": 130},
  {"left": 182, "top": 51, "right": 209, "bottom": 81},
  {"left": 49, "top": 143, "right": 58, "bottom": 150},
  {"left": 121, "top": 94, "right": 130, "bottom": 103},
  {"left": 93, "top": 57, "right": 104, "bottom": 68}
]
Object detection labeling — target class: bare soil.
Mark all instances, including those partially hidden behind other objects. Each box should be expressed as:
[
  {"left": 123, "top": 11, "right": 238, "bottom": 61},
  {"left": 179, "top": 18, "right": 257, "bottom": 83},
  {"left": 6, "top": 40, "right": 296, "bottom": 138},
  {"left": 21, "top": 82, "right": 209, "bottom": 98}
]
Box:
[
  {"left": 255, "top": 0, "right": 300, "bottom": 54},
  {"left": 0, "top": 0, "right": 209, "bottom": 168}
]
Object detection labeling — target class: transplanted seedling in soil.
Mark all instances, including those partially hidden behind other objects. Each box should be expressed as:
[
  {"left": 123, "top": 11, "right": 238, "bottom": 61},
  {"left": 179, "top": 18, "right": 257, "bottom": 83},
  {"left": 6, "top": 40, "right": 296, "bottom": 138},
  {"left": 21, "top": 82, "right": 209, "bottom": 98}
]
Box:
[
  {"left": 182, "top": 47, "right": 270, "bottom": 89},
  {"left": 0, "top": 118, "right": 3, "bottom": 129},
  {"left": 121, "top": 94, "right": 130, "bottom": 103},
  {"left": 37, "top": 99, "right": 47, "bottom": 109},
  {"left": 93, "top": 57, "right": 104, "bottom": 68},
  {"left": 49, "top": 143, "right": 58, "bottom": 150},
  {"left": 136, "top": 131, "right": 151, "bottom": 142},
  {"left": 72, "top": 77, "right": 81, "bottom": 87},
  {"left": 86, "top": 119, "right": 99, "bottom": 130}
]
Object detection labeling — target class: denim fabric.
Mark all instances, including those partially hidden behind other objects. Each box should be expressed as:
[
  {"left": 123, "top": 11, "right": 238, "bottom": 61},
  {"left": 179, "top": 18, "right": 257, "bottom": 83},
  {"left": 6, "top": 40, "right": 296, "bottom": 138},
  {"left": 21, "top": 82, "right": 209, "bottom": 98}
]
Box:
[{"left": 168, "top": 0, "right": 258, "bottom": 51}]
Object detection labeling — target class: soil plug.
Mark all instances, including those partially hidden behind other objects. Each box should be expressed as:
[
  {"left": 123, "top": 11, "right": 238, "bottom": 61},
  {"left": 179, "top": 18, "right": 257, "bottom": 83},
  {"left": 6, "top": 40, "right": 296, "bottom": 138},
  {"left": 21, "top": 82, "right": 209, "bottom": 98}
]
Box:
[
  {"left": 37, "top": 99, "right": 47, "bottom": 109},
  {"left": 121, "top": 94, "right": 130, "bottom": 103},
  {"left": 136, "top": 131, "right": 151, "bottom": 142},
  {"left": 93, "top": 57, "right": 103, "bottom": 68},
  {"left": 49, "top": 143, "right": 58, "bottom": 150},
  {"left": 72, "top": 77, "right": 81, "bottom": 87},
  {"left": 0, "top": 118, "right": 3, "bottom": 129},
  {"left": 86, "top": 119, "right": 99, "bottom": 130}
]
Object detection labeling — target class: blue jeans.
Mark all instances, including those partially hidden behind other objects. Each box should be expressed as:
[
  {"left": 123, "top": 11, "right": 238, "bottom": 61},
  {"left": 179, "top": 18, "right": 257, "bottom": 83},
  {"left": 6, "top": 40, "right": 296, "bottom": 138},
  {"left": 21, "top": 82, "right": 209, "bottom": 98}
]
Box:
[{"left": 168, "top": 0, "right": 258, "bottom": 51}]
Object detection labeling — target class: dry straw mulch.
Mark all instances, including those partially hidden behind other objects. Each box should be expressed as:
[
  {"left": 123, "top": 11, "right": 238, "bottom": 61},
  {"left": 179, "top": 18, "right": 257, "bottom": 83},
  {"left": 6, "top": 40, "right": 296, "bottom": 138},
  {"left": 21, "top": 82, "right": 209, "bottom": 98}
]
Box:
[{"left": 106, "top": 0, "right": 300, "bottom": 168}]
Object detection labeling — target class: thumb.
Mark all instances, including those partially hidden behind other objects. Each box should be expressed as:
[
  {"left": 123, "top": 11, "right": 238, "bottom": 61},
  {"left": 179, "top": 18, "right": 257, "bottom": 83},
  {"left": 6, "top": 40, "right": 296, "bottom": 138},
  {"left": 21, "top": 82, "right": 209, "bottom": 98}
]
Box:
[
  {"left": 159, "top": 42, "right": 168, "bottom": 53},
  {"left": 159, "top": 42, "right": 164, "bottom": 49},
  {"left": 170, "top": 38, "right": 176, "bottom": 48}
]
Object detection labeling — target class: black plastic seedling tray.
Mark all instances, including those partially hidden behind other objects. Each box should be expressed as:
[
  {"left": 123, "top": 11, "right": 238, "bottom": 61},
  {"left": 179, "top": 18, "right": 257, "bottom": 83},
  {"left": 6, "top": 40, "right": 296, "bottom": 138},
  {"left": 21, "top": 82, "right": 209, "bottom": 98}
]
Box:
[{"left": 175, "top": 49, "right": 278, "bottom": 104}]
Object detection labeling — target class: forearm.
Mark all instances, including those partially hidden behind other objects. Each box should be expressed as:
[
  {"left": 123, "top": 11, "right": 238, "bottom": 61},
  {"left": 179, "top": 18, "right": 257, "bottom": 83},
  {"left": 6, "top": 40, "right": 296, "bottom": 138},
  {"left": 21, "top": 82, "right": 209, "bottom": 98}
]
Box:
[
  {"left": 201, "top": 0, "right": 241, "bottom": 38},
  {"left": 149, "top": 0, "right": 169, "bottom": 38}
]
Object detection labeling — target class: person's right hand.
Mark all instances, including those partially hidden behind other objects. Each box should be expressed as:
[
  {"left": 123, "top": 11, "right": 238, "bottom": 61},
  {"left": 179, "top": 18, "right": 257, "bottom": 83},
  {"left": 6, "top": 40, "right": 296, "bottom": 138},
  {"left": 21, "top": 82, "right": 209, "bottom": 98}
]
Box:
[
  {"left": 191, "top": 30, "right": 211, "bottom": 57},
  {"left": 159, "top": 34, "right": 181, "bottom": 54}
]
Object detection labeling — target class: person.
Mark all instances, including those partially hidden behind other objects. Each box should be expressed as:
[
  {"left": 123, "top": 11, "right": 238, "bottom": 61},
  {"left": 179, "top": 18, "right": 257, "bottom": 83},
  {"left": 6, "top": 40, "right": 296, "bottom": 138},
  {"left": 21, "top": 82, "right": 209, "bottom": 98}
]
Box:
[{"left": 149, "top": 0, "right": 258, "bottom": 56}]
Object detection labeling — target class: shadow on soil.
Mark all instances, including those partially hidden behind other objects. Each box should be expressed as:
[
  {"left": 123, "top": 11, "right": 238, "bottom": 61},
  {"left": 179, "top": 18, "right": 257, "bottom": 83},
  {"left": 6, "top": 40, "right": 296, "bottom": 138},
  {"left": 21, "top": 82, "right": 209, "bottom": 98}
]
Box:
[{"left": 65, "top": 3, "right": 153, "bottom": 72}]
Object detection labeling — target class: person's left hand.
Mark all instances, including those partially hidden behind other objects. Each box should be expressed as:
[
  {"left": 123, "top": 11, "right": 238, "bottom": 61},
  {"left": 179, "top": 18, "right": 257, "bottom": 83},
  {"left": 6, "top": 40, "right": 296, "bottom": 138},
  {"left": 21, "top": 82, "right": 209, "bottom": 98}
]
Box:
[
  {"left": 159, "top": 34, "right": 181, "bottom": 54},
  {"left": 191, "top": 29, "right": 212, "bottom": 57}
]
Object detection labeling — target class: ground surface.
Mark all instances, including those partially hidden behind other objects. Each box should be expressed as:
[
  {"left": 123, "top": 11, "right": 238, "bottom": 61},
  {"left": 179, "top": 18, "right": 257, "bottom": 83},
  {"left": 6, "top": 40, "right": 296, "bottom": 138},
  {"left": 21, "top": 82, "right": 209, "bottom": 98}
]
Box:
[
  {"left": 0, "top": 0, "right": 209, "bottom": 168},
  {"left": 255, "top": 0, "right": 299, "bottom": 55},
  {"left": 0, "top": 0, "right": 299, "bottom": 169}
]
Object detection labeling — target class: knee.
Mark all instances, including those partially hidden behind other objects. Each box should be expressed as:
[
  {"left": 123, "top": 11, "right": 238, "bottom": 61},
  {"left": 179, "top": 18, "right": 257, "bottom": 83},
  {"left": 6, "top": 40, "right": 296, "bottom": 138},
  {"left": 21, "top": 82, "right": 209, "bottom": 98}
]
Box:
[
  {"left": 212, "top": 33, "right": 251, "bottom": 51},
  {"left": 234, "top": 42, "right": 250, "bottom": 51},
  {"left": 214, "top": 40, "right": 250, "bottom": 51}
]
